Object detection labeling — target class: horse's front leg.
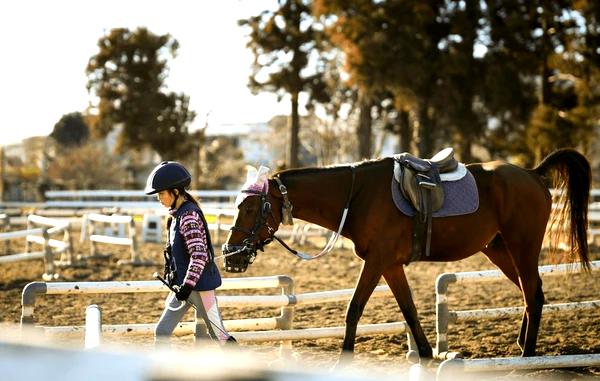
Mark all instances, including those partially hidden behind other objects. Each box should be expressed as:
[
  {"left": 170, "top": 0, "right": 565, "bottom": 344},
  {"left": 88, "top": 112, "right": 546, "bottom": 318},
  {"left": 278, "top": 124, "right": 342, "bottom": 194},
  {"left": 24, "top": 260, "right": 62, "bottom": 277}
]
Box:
[
  {"left": 337, "top": 257, "right": 383, "bottom": 367},
  {"left": 383, "top": 261, "right": 433, "bottom": 358}
]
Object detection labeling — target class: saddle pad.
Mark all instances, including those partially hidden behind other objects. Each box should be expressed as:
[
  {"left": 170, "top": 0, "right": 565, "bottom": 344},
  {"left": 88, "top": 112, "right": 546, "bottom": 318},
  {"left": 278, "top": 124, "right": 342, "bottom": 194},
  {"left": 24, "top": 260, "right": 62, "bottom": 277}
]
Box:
[{"left": 391, "top": 168, "right": 479, "bottom": 217}]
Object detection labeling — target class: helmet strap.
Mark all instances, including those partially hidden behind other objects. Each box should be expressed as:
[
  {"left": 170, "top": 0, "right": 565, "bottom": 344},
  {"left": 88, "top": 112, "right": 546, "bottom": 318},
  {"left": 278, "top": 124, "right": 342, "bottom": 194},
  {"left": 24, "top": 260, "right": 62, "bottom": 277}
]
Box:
[{"left": 170, "top": 189, "right": 180, "bottom": 210}]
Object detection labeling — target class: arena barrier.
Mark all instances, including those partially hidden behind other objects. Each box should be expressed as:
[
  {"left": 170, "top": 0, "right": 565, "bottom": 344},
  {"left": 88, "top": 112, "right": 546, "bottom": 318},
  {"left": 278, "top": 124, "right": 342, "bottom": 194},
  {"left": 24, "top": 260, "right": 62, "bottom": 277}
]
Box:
[
  {"left": 435, "top": 260, "right": 600, "bottom": 358},
  {"left": 82, "top": 213, "right": 153, "bottom": 266},
  {"left": 20, "top": 277, "right": 416, "bottom": 357},
  {"left": 26, "top": 214, "right": 74, "bottom": 266},
  {"left": 0, "top": 213, "right": 11, "bottom": 252},
  {"left": 436, "top": 353, "right": 600, "bottom": 380},
  {"left": 43, "top": 189, "right": 239, "bottom": 210},
  {"left": 21, "top": 275, "right": 295, "bottom": 342},
  {"left": 85, "top": 304, "right": 102, "bottom": 349},
  {"left": 0, "top": 227, "right": 58, "bottom": 280}
]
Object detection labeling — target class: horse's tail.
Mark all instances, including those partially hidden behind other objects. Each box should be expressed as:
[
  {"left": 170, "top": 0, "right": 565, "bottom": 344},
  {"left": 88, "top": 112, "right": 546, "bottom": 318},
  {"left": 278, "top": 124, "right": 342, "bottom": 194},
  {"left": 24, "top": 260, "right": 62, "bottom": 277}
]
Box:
[{"left": 534, "top": 148, "right": 592, "bottom": 271}]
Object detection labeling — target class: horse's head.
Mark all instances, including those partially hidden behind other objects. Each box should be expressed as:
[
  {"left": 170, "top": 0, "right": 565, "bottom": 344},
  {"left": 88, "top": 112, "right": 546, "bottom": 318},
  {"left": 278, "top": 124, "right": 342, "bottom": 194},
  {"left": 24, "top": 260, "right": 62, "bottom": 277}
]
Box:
[{"left": 222, "top": 166, "right": 284, "bottom": 273}]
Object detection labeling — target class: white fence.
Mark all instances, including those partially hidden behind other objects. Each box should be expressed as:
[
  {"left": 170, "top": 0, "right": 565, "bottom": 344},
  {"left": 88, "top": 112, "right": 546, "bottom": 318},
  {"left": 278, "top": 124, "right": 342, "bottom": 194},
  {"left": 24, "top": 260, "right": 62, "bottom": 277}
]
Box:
[
  {"left": 20, "top": 276, "right": 295, "bottom": 339},
  {"left": 1, "top": 189, "right": 339, "bottom": 248},
  {"left": 84, "top": 304, "right": 102, "bottom": 349},
  {"left": 26, "top": 214, "right": 74, "bottom": 266},
  {"left": 43, "top": 189, "right": 239, "bottom": 211},
  {"left": 0, "top": 227, "right": 54, "bottom": 279},
  {"left": 14, "top": 262, "right": 600, "bottom": 377},
  {"left": 82, "top": 213, "right": 153, "bottom": 266},
  {"left": 437, "top": 353, "right": 600, "bottom": 380},
  {"left": 435, "top": 260, "right": 600, "bottom": 357},
  {"left": 19, "top": 276, "right": 415, "bottom": 354},
  {"left": 0, "top": 215, "right": 72, "bottom": 280}
]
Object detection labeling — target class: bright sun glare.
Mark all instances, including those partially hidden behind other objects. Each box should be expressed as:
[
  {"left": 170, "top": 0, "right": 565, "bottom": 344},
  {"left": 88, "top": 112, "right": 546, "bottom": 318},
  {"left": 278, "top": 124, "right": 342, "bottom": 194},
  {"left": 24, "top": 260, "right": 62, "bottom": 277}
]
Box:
[{"left": 0, "top": 0, "right": 288, "bottom": 146}]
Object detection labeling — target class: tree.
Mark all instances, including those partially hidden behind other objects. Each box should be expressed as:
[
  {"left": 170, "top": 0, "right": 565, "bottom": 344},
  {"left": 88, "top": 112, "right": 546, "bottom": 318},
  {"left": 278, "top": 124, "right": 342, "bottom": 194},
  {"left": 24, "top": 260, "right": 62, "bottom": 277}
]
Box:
[
  {"left": 481, "top": 0, "right": 599, "bottom": 163},
  {"left": 46, "top": 143, "right": 127, "bottom": 189},
  {"left": 315, "top": 0, "right": 449, "bottom": 157},
  {"left": 50, "top": 112, "right": 90, "bottom": 148},
  {"left": 86, "top": 27, "right": 196, "bottom": 160},
  {"left": 261, "top": 114, "right": 356, "bottom": 166},
  {"left": 241, "top": 0, "right": 330, "bottom": 168},
  {"left": 197, "top": 137, "right": 246, "bottom": 189}
]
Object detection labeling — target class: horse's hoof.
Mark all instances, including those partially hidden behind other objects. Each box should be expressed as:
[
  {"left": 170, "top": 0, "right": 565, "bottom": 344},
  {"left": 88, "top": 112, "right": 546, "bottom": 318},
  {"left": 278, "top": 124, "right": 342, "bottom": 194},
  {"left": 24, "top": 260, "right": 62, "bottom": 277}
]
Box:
[
  {"left": 332, "top": 353, "right": 353, "bottom": 371},
  {"left": 406, "top": 349, "right": 420, "bottom": 364}
]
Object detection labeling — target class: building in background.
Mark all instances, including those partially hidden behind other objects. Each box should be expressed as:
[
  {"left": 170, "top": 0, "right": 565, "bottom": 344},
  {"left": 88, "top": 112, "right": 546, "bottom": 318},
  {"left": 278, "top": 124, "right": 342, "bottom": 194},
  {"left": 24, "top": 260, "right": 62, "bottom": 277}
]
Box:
[{"left": 205, "top": 122, "right": 274, "bottom": 167}]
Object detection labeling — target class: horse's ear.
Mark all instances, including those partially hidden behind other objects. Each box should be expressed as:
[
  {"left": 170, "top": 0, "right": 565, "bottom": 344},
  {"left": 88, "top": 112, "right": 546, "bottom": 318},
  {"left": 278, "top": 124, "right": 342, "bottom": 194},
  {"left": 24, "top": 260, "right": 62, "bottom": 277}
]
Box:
[
  {"left": 257, "top": 166, "right": 270, "bottom": 183},
  {"left": 245, "top": 165, "right": 258, "bottom": 183}
]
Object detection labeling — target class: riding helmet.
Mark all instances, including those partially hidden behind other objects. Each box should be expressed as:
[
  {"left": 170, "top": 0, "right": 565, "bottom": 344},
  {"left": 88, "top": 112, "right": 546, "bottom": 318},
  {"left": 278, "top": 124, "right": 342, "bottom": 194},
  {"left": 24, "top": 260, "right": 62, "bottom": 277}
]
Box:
[{"left": 144, "top": 161, "right": 191, "bottom": 195}]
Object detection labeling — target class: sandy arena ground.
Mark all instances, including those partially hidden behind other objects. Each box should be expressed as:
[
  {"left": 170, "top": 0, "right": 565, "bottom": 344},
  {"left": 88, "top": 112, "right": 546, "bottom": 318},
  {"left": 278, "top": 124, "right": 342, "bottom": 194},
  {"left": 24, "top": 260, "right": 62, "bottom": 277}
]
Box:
[{"left": 1, "top": 228, "right": 600, "bottom": 380}]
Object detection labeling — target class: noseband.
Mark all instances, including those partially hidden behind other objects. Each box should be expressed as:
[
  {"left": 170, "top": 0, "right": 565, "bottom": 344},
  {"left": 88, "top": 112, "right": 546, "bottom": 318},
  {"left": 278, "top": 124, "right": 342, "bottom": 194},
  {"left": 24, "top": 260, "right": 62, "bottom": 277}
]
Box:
[{"left": 221, "top": 188, "right": 278, "bottom": 272}]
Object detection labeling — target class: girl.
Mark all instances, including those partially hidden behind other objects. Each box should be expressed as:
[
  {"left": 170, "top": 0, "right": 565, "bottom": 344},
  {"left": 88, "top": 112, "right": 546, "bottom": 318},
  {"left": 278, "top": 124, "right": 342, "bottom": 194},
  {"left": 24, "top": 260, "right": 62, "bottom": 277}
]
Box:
[{"left": 145, "top": 161, "right": 236, "bottom": 345}]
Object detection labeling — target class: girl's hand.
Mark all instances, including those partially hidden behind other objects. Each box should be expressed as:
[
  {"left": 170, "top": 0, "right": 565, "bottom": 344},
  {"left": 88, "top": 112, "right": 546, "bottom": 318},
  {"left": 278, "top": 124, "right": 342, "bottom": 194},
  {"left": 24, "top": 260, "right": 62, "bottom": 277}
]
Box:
[{"left": 175, "top": 284, "right": 193, "bottom": 301}]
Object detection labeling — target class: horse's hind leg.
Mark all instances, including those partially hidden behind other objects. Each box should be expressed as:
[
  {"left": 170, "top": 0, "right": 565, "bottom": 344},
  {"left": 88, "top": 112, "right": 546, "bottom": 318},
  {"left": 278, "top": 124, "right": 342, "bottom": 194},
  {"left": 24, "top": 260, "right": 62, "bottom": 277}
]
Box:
[
  {"left": 382, "top": 261, "right": 433, "bottom": 358},
  {"left": 483, "top": 235, "right": 529, "bottom": 350},
  {"left": 517, "top": 269, "right": 544, "bottom": 356},
  {"left": 498, "top": 226, "right": 546, "bottom": 356}
]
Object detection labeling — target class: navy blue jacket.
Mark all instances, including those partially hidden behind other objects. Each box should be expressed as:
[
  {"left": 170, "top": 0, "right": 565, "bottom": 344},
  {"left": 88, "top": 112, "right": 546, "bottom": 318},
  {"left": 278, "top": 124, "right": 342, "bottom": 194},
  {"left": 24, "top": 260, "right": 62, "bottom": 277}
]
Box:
[{"left": 167, "top": 201, "right": 222, "bottom": 291}]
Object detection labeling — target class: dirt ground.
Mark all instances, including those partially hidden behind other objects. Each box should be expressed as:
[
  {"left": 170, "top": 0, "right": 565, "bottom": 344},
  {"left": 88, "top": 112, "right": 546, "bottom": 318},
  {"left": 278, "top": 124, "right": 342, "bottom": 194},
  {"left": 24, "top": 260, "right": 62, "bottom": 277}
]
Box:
[{"left": 1, "top": 227, "right": 600, "bottom": 380}]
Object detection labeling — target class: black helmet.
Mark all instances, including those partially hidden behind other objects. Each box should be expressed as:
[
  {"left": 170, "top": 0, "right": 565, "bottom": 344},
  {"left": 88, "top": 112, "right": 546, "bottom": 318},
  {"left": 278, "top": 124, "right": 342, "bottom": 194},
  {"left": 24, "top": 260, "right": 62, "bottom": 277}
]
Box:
[{"left": 145, "top": 161, "right": 191, "bottom": 195}]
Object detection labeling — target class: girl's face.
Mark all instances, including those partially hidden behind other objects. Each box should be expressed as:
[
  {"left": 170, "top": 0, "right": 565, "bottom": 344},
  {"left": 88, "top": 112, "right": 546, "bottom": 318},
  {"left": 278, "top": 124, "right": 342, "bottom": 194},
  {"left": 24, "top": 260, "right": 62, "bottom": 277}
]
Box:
[{"left": 157, "top": 190, "right": 175, "bottom": 208}]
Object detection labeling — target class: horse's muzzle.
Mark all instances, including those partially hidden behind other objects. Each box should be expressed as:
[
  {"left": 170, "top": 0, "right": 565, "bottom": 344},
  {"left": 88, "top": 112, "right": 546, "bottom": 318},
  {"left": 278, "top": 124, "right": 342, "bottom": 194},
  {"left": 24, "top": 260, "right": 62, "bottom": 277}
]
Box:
[{"left": 221, "top": 244, "right": 257, "bottom": 273}]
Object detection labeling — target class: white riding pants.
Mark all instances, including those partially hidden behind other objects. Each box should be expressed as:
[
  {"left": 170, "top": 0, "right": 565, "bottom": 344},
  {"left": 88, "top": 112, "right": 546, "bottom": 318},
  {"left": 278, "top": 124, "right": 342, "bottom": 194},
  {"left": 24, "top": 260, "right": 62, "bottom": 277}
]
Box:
[{"left": 155, "top": 289, "right": 230, "bottom": 344}]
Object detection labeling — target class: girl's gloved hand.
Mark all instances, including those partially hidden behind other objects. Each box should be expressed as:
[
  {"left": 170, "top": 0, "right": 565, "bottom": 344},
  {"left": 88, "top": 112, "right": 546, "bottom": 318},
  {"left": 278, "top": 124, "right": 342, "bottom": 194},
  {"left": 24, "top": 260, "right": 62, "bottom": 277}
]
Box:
[{"left": 175, "top": 284, "right": 193, "bottom": 301}]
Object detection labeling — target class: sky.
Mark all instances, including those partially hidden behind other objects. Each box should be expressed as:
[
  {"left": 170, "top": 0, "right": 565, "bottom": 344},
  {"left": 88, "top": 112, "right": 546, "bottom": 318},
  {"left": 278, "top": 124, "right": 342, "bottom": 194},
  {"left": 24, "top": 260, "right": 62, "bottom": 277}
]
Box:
[{"left": 0, "top": 0, "right": 290, "bottom": 146}]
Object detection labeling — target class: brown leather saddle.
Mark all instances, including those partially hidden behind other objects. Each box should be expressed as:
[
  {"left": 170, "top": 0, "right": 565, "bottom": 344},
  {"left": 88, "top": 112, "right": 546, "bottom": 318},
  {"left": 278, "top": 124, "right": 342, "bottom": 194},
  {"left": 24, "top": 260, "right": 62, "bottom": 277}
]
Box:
[{"left": 393, "top": 148, "right": 459, "bottom": 262}]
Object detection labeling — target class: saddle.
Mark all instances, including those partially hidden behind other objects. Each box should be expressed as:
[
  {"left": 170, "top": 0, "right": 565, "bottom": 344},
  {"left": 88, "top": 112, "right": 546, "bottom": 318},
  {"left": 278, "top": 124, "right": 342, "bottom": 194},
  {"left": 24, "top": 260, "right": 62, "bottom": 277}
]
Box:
[{"left": 393, "top": 147, "right": 459, "bottom": 262}]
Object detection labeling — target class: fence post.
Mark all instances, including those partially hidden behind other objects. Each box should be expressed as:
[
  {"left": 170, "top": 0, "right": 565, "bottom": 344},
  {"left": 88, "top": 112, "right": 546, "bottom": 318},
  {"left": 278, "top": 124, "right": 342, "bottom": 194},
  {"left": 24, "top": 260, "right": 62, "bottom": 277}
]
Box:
[
  {"left": 25, "top": 217, "right": 32, "bottom": 254},
  {"left": 85, "top": 304, "right": 103, "bottom": 349},
  {"left": 41, "top": 228, "right": 57, "bottom": 281},
  {"left": 1, "top": 214, "right": 11, "bottom": 253},
  {"left": 435, "top": 273, "right": 456, "bottom": 357},
  {"left": 63, "top": 221, "right": 74, "bottom": 265},
  {"left": 276, "top": 275, "right": 295, "bottom": 352},
  {"left": 88, "top": 215, "right": 98, "bottom": 258},
  {"left": 117, "top": 216, "right": 153, "bottom": 266}
]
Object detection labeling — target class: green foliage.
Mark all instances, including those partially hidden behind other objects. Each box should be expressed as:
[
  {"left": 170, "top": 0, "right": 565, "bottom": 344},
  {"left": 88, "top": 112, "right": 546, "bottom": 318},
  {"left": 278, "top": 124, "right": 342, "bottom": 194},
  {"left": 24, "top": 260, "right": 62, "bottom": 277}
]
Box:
[
  {"left": 241, "top": 0, "right": 331, "bottom": 167},
  {"left": 50, "top": 112, "right": 90, "bottom": 148},
  {"left": 86, "top": 27, "right": 196, "bottom": 160},
  {"left": 313, "top": 0, "right": 600, "bottom": 163}
]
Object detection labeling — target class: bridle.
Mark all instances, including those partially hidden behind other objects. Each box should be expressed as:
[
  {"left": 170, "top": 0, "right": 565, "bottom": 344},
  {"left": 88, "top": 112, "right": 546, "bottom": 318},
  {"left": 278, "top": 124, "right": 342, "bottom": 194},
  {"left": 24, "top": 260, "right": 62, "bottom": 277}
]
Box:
[
  {"left": 220, "top": 187, "right": 280, "bottom": 272},
  {"left": 221, "top": 167, "right": 356, "bottom": 273}
]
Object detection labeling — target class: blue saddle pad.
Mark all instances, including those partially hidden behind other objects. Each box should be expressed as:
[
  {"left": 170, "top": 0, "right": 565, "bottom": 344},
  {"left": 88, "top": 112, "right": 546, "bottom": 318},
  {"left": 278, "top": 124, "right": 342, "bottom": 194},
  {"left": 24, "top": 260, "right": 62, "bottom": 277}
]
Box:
[{"left": 391, "top": 169, "right": 479, "bottom": 217}]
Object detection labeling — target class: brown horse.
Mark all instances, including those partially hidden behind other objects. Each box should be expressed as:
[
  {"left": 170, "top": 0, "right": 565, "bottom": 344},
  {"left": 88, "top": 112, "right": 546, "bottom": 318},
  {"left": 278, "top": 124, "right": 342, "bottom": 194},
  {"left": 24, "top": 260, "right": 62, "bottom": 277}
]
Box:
[{"left": 222, "top": 148, "right": 591, "bottom": 361}]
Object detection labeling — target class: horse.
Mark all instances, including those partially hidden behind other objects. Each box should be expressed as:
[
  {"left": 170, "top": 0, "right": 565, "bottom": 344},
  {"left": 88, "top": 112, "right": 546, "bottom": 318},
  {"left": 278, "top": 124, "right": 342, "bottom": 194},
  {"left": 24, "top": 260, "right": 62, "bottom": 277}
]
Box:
[{"left": 222, "top": 148, "right": 591, "bottom": 362}]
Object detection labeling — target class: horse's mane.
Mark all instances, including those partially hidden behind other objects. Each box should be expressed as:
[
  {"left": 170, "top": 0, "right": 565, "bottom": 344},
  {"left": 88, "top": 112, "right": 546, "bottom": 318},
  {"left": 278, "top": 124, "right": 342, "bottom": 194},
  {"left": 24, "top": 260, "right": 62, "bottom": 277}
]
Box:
[{"left": 273, "top": 157, "right": 384, "bottom": 178}]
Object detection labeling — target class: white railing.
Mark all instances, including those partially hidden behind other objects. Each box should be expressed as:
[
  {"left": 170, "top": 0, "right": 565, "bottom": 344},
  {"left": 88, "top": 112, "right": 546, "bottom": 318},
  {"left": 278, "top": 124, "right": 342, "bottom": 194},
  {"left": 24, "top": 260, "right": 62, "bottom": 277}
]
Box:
[
  {"left": 0, "top": 217, "right": 71, "bottom": 280},
  {"left": 19, "top": 277, "right": 416, "bottom": 354},
  {"left": 435, "top": 260, "right": 600, "bottom": 357}
]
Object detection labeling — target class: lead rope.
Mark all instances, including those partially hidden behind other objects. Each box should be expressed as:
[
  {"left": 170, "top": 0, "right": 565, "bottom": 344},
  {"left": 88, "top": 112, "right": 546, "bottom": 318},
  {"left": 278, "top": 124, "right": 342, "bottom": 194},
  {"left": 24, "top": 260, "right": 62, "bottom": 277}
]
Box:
[{"left": 273, "top": 165, "right": 355, "bottom": 261}]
